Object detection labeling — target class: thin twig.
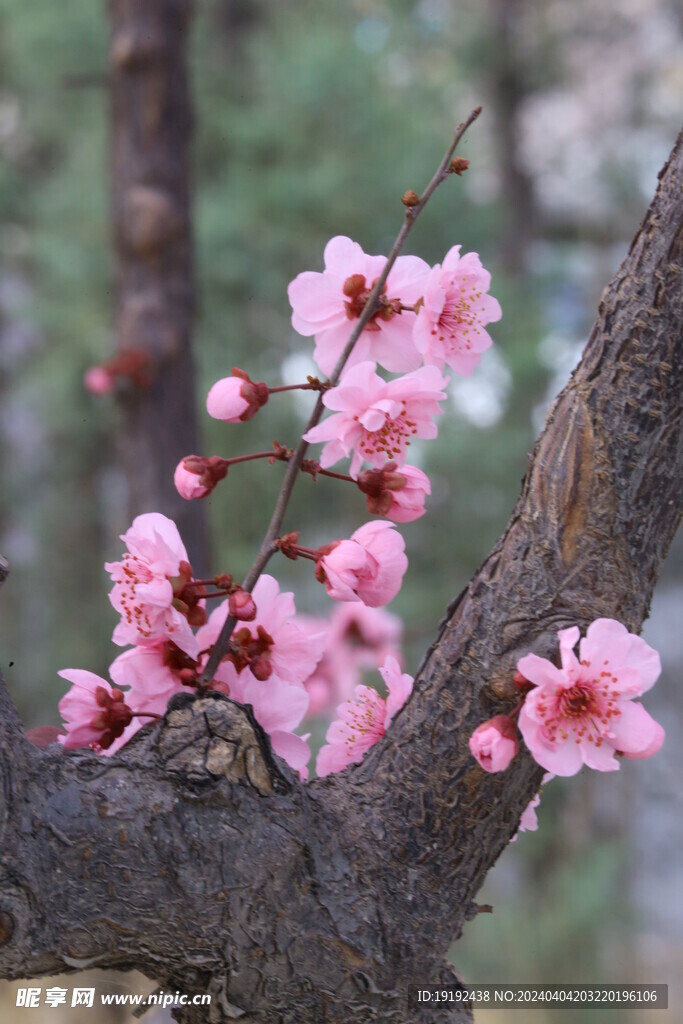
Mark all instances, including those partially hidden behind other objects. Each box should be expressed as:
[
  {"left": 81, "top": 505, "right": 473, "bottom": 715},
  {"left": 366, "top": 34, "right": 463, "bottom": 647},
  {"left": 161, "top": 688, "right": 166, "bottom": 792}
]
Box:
[{"left": 199, "top": 107, "right": 482, "bottom": 684}]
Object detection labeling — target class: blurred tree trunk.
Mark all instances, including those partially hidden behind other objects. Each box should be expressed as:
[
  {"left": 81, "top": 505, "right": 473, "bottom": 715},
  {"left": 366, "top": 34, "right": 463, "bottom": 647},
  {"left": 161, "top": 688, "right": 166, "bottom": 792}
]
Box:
[
  {"left": 108, "top": 0, "right": 209, "bottom": 573},
  {"left": 488, "top": 0, "right": 536, "bottom": 276}
]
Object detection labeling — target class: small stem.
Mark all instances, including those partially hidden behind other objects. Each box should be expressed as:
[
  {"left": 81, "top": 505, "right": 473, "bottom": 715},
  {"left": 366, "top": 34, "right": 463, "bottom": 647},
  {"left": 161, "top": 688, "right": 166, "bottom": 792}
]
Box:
[
  {"left": 268, "top": 382, "right": 321, "bottom": 394},
  {"left": 199, "top": 108, "right": 482, "bottom": 685},
  {"left": 130, "top": 711, "right": 163, "bottom": 721},
  {"left": 285, "top": 545, "right": 320, "bottom": 561},
  {"left": 225, "top": 450, "right": 287, "bottom": 467},
  {"left": 316, "top": 468, "right": 355, "bottom": 483}
]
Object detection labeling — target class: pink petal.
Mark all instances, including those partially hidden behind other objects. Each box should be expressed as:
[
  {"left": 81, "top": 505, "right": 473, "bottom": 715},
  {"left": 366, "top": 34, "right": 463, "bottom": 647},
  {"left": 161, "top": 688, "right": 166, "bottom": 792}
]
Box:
[{"left": 608, "top": 700, "right": 664, "bottom": 755}]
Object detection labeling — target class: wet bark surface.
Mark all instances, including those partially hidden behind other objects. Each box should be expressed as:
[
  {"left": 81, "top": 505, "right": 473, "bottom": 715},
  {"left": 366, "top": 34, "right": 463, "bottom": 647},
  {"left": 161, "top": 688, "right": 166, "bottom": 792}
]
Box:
[{"left": 0, "top": 132, "right": 681, "bottom": 1023}]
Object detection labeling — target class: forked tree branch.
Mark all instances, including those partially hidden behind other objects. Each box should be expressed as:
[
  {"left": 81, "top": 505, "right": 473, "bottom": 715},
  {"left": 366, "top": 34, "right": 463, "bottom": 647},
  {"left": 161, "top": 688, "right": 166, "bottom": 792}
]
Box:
[{"left": 0, "top": 132, "right": 681, "bottom": 1023}]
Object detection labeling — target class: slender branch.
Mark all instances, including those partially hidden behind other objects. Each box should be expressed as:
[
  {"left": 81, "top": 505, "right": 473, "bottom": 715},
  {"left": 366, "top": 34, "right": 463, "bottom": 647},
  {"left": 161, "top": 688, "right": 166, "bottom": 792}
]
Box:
[{"left": 199, "top": 107, "right": 482, "bottom": 683}]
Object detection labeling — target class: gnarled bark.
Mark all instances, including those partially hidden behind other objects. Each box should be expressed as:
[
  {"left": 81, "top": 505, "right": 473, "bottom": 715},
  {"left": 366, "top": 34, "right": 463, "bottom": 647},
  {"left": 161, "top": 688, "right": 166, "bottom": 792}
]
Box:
[{"left": 0, "top": 133, "right": 681, "bottom": 1022}]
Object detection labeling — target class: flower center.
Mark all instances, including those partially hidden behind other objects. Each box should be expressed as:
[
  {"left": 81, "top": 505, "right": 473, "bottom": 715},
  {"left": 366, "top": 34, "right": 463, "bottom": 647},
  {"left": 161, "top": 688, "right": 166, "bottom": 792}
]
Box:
[
  {"left": 344, "top": 693, "right": 385, "bottom": 752},
  {"left": 535, "top": 670, "right": 623, "bottom": 747},
  {"left": 431, "top": 282, "right": 484, "bottom": 351},
  {"left": 358, "top": 407, "right": 417, "bottom": 461},
  {"left": 116, "top": 555, "right": 155, "bottom": 636}
]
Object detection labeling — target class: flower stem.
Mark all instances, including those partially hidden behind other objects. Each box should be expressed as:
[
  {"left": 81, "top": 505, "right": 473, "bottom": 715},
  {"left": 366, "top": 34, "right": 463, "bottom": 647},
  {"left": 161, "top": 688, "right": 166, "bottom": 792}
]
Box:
[
  {"left": 268, "top": 382, "right": 323, "bottom": 394},
  {"left": 199, "top": 108, "right": 482, "bottom": 685}
]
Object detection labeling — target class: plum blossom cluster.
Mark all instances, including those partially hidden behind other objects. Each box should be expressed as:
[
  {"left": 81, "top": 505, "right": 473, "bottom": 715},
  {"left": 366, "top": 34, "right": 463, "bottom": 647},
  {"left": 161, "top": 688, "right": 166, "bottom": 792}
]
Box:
[
  {"left": 64, "top": 230, "right": 500, "bottom": 776},
  {"left": 468, "top": 619, "right": 665, "bottom": 835},
  {"left": 183, "top": 236, "right": 501, "bottom": 614},
  {"left": 57, "top": 512, "right": 327, "bottom": 773}
]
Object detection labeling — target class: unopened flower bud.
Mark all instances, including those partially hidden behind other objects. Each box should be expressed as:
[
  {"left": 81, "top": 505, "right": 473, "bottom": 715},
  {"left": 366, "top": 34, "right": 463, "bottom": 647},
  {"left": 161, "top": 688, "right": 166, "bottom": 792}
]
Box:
[
  {"left": 174, "top": 455, "right": 229, "bottom": 500},
  {"left": 357, "top": 462, "right": 430, "bottom": 523},
  {"left": 513, "top": 670, "right": 533, "bottom": 694},
  {"left": 401, "top": 189, "right": 420, "bottom": 207},
  {"left": 449, "top": 157, "right": 470, "bottom": 175},
  {"left": 342, "top": 273, "right": 367, "bottom": 299},
  {"left": 229, "top": 588, "right": 257, "bottom": 622},
  {"left": 207, "top": 368, "right": 269, "bottom": 423},
  {"left": 469, "top": 715, "right": 518, "bottom": 773}
]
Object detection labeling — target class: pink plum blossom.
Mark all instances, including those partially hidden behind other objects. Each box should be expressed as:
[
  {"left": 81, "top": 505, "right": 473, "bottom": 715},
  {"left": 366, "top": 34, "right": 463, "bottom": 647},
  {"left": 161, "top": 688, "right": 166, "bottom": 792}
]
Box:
[
  {"left": 304, "top": 361, "right": 448, "bottom": 478},
  {"left": 316, "top": 520, "right": 408, "bottom": 607},
  {"left": 105, "top": 512, "right": 200, "bottom": 659},
  {"left": 469, "top": 715, "right": 519, "bottom": 772},
  {"left": 218, "top": 662, "right": 312, "bottom": 777},
  {"left": 57, "top": 669, "right": 133, "bottom": 753},
  {"left": 288, "top": 235, "right": 430, "bottom": 375},
  {"left": 105, "top": 642, "right": 197, "bottom": 753},
  {"left": 299, "top": 604, "right": 403, "bottom": 715},
  {"left": 196, "top": 574, "right": 326, "bottom": 688},
  {"left": 413, "top": 246, "right": 502, "bottom": 375},
  {"left": 621, "top": 720, "right": 666, "bottom": 760},
  {"left": 316, "top": 655, "right": 413, "bottom": 776},
  {"left": 357, "top": 461, "right": 431, "bottom": 522},
  {"left": 517, "top": 619, "right": 664, "bottom": 776},
  {"left": 194, "top": 578, "right": 320, "bottom": 775},
  {"left": 206, "top": 368, "right": 269, "bottom": 422}
]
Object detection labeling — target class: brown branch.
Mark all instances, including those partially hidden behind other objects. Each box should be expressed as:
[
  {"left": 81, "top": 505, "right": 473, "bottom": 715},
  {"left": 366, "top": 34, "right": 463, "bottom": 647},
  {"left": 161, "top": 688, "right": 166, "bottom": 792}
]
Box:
[{"left": 0, "top": 132, "right": 680, "bottom": 1023}]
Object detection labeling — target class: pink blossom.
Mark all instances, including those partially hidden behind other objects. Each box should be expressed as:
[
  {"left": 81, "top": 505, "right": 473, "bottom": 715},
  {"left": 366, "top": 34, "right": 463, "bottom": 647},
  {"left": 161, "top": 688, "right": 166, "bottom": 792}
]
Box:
[
  {"left": 299, "top": 604, "right": 403, "bottom": 715},
  {"left": 317, "top": 520, "right": 408, "bottom": 608},
  {"left": 196, "top": 574, "right": 326, "bottom": 688},
  {"left": 469, "top": 715, "right": 519, "bottom": 772},
  {"left": 221, "top": 664, "right": 312, "bottom": 777},
  {"left": 206, "top": 368, "right": 269, "bottom": 422},
  {"left": 413, "top": 246, "right": 502, "bottom": 375},
  {"left": 510, "top": 774, "right": 554, "bottom": 843},
  {"left": 174, "top": 459, "right": 211, "bottom": 500},
  {"left": 288, "top": 235, "right": 430, "bottom": 375},
  {"left": 621, "top": 720, "right": 666, "bottom": 760},
  {"left": 105, "top": 512, "right": 199, "bottom": 659},
  {"left": 316, "top": 655, "right": 413, "bottom": 776},
  {"left": 517, "top": 619, "right": 664, "bottom": 776},
  {"left": 304, "top": 361, "right": 448, "bottom": 478},
  {"left": 105, "top": 642, "right": 197, "bottom": 753},
  {"left": 84, "top": 366, "right": 114, "bottom": 395},
  {"left": 194, "top": 579, "right": 318, "bottom": 776},
  {"left": 357, "top": 461, "right": 431, "bottom": 522},
  {"left": 174, "top": 456, "right": 228, "bottom": 500},
  {"left": 57, "top": 669, "right": 133, "bottom": 753}
]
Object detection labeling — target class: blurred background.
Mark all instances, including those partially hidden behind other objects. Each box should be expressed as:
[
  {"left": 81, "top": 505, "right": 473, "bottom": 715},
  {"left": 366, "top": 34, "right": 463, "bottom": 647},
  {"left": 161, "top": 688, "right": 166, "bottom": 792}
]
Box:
[{"left": 0, "top": 0, "right": 681, "bottom": 1021}]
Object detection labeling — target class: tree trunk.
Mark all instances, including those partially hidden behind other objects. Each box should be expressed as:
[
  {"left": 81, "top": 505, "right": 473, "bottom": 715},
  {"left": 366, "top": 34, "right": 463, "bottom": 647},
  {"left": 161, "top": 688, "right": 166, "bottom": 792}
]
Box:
[
  {"left": 108, "top": 0, "right": 208, "bottom": 573},
  {"left": 0, "top": 130, "right": 681, "bottom": 1022}
]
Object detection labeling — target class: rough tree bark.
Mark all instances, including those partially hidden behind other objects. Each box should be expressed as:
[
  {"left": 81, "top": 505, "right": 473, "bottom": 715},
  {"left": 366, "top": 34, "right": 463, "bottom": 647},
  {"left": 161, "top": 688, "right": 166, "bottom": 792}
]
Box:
[
  {"left": 0, "top": 133, "right": 680, "bottom": 1022},
  {"left": 108, "top": 0, "right": 208, "bottom": 573}
]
